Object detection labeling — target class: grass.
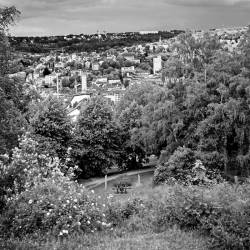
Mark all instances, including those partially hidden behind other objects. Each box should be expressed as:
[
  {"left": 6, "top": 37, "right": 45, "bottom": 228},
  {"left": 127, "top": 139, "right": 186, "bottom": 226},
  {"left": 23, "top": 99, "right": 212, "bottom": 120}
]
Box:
[
  {"left": 2, "top": 228, "right": 208, "bottom": 250},
  {"left": 0, "top": 184, "right": 210, "bottom": 250}
]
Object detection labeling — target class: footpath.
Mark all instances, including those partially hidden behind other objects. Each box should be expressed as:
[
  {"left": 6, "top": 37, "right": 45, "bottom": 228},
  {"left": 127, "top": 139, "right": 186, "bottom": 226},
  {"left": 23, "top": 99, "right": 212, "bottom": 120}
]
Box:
[{"left": 80, "top": 166, "right": 156, "bottom": 190}]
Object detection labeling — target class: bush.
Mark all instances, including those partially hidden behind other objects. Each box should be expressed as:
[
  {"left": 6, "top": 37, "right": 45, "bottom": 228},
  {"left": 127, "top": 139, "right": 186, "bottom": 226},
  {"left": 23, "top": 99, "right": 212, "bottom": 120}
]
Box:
[
  {"left": 0, "top": 133, "right": 73, "bottom": 204},
  {"left": 140, "top": 183, "right": 250, "bottom": 249},
  {"left": 106, "top": 198, "right": 144, "bottom": 227},
  {"left": 0, "top": 133, "right": 112, "bottom": 238},
  {"left": 0, "top": 177, "right": 110, "bottom": 238},
  {"left": 153, "top": 147, "right": 195, "bottom": 185}
]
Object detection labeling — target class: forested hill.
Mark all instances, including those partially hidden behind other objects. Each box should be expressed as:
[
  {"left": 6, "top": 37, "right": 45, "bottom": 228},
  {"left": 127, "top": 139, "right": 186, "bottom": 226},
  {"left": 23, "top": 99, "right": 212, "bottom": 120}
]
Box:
[{"left": 9, "top": 30, "right": 184, "bottom": 53}]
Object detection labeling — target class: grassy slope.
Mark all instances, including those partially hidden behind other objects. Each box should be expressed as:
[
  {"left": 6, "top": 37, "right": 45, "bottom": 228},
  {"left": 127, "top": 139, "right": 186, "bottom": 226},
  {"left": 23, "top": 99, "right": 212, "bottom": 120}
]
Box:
[
  {"left": 4, "top": 229, "right": 208, "bottom": 250},
  {"left": 2, "top": 184, "right": 209, "bottom": 250}
]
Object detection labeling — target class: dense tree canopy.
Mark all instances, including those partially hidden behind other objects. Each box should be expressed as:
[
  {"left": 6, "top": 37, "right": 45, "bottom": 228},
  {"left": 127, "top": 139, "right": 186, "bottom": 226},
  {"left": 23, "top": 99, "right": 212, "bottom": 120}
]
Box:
[
  {"left": 30, "top": 96, "right": 72, "bottom": 161},
  {"left": 0, "top": 6, "right": 28, "bottom": 157},
  {"left": 117, "top": 27, "right": 250, "bottom": 180},
  {"left": 71, "top": 96, "right": 124, "bottom": 178}
]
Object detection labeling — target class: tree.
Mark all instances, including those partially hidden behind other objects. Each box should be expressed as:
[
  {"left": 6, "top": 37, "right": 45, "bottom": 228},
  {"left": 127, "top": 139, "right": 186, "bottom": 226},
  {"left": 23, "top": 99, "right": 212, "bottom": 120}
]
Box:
[
  {"left": 71, "top": 96, "right": 123, "bottom": 178},
  {"left": 118, "top": 101, "right": 145, "bottom": 170},
  {"left": 116, "top": 82, "right": 156, "bottom": 115},
  {"left": 30, "top": 96, "right": 72, "bottom": 161},
  {"left": 0, "top": 6, "right": 27, "bottom": 156}
]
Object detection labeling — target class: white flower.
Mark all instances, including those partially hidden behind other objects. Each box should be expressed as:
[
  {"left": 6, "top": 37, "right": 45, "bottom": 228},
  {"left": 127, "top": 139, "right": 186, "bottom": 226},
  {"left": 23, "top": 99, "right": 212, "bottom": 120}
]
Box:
[
  {"left": 91, "top": 190, "right": 95, "bottom": 194},
  {"left": 87, "top": 220, "right": 90, "bottom": 224},
  {"left": 28, "top": 199, "right": 33, "bottom": 204},
  {"left": 73, "top": 199, "right": 77, "bottom": 203},
  {"left": 46, "top": 212, "right": 50, "bottom": 216},
  {"left": 62, "top": 229, "right": 68, "bottom": 234}
]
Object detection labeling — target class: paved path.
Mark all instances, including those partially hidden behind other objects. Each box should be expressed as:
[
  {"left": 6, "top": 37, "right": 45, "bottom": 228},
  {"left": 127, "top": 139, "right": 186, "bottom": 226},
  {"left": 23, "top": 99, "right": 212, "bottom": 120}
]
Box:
[{"left": 81, "top": 167, "right": 156, "bottom": 190}]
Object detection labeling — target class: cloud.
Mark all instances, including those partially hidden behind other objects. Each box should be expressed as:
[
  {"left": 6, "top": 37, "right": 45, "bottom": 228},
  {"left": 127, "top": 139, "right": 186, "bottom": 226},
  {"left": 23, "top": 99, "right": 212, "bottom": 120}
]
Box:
[
  {"left": 3, "top": 0, "right": 250, "bottom": 36},
  {"left": 164, "top": 0, "right": 250, "bottom": 7}
]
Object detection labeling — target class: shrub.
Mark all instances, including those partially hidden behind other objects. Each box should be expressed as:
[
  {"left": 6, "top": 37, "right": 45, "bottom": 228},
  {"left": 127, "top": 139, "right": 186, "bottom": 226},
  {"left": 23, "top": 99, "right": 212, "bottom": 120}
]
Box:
[
  {"left": 106, "top": 198, "right": 144, "bottom": 227},
  {"left": 0, "top": 177, "right": 110, "bottom": 238},
  {"left": 0, "top": 133, "right": 73, "bottom": 203},
  {"left": 0, "top": 133, "right": 112, "bottom": 238},
  {"left": 153, "top": 146, "right": 195, "bottom": 185},
  {"left": 143, "top": 183, "right": 250, "bottom": 249}
]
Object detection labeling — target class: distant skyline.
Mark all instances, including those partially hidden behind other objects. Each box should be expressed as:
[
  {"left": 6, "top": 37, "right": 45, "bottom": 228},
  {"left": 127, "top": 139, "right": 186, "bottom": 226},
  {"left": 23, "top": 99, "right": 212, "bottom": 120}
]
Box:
[{"left": 1, "top": 0, "right": 250, "bottom": 36}]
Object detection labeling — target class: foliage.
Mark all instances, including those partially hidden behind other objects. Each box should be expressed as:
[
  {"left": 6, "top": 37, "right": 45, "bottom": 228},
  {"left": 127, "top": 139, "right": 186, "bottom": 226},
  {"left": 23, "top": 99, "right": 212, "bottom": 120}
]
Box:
[
  {"left": 0, "top": 133, "right": 110, "bottom": 238},
  {"left": 0, "top": 6, "right": 20, "bottom": 31},
  {"left": 0, "top": 6, "right": 29, "bottom": 156},
  {"left": 30, "top": 95, "right": 72, "bottom": 161},
  {"left": 118, "top": 101, "right": 145, "bottom": 170},
  {"left": 0, "top": 178, "right": 110, "bottom": 238},
  {"left": 153, "top": 146, "right": 195, "bottom": 185},
  {"left": 71, "top": 96, "right": 124, "bottom": 178},
  {"left": 115, "top": 27, "right": 250, "bottom": 178},
  {"left": 106, "top": 181, "right": 250, "bottom": 249},
  {"left": 0, "top": 133, "right": 73, "bottom": 211}
]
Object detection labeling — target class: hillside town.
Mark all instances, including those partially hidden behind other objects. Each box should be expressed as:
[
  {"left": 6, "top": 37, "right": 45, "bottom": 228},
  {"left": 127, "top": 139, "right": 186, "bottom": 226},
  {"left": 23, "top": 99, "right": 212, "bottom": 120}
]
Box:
[
  {"left": 8, "top": 26, "right": 248, "bottom": 122},
  {"left": 2, "top": 2, "right": 250, "bottom": 249}
]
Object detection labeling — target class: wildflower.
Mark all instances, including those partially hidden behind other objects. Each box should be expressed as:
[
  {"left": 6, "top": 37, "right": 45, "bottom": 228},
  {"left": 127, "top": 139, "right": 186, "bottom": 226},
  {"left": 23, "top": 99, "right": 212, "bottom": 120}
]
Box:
[
  {"left": 46, "top": 212, "right": 50, "bottom": 216},
  {"left": 60, "top": 229, "right": 68, "bottom": 235},
  {"left": 102, "top": 204, "right": 106, "bottom": 207},
  {"left": 102, "top": 213, "right": 106, "bottom": 217},
  {"left": 28, "top": 199, "right": 33, "bottom": 204},
  {"left": 76, "top": 221, "right": 81, "bottom": 226},
  {"left": 66, "top": 200, "right": 70, "bottom": 204},
  {"left": 91, "top": 190, "right": 95, "bottom": 194},
  {"left": 73, "top": 199, "right": 77, "bottom": 203},
  {"left": 87, "top": 220, "right": 90, "bottom": 224},
  {"left": 69, "top": 215, "right": 72, "bottom": 219}
]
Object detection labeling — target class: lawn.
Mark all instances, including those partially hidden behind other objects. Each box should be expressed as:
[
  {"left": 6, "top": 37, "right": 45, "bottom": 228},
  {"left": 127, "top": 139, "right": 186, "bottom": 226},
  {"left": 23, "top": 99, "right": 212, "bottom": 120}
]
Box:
[{"left": 3, "top": 228, "right": 208, "bottom": 250}]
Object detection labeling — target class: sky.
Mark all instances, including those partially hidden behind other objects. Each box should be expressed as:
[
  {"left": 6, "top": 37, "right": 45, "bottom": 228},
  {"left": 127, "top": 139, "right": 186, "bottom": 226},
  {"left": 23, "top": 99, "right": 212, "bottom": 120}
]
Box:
[{"left": 1, "top": 0, "right": 250, "bottom": 36}]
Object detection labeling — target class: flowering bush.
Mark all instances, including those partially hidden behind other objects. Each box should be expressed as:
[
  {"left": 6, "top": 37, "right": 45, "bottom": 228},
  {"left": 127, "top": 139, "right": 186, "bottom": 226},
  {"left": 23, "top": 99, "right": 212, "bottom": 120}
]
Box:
[
  {"left": 0, "top": 133, "right": 78, "bottom": 210},
  {"left": 0, "top": 133, "right": 113, "bottom": 238},
  {"left": 1, "top": 177, "right": 111, "bottom": 238}
]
